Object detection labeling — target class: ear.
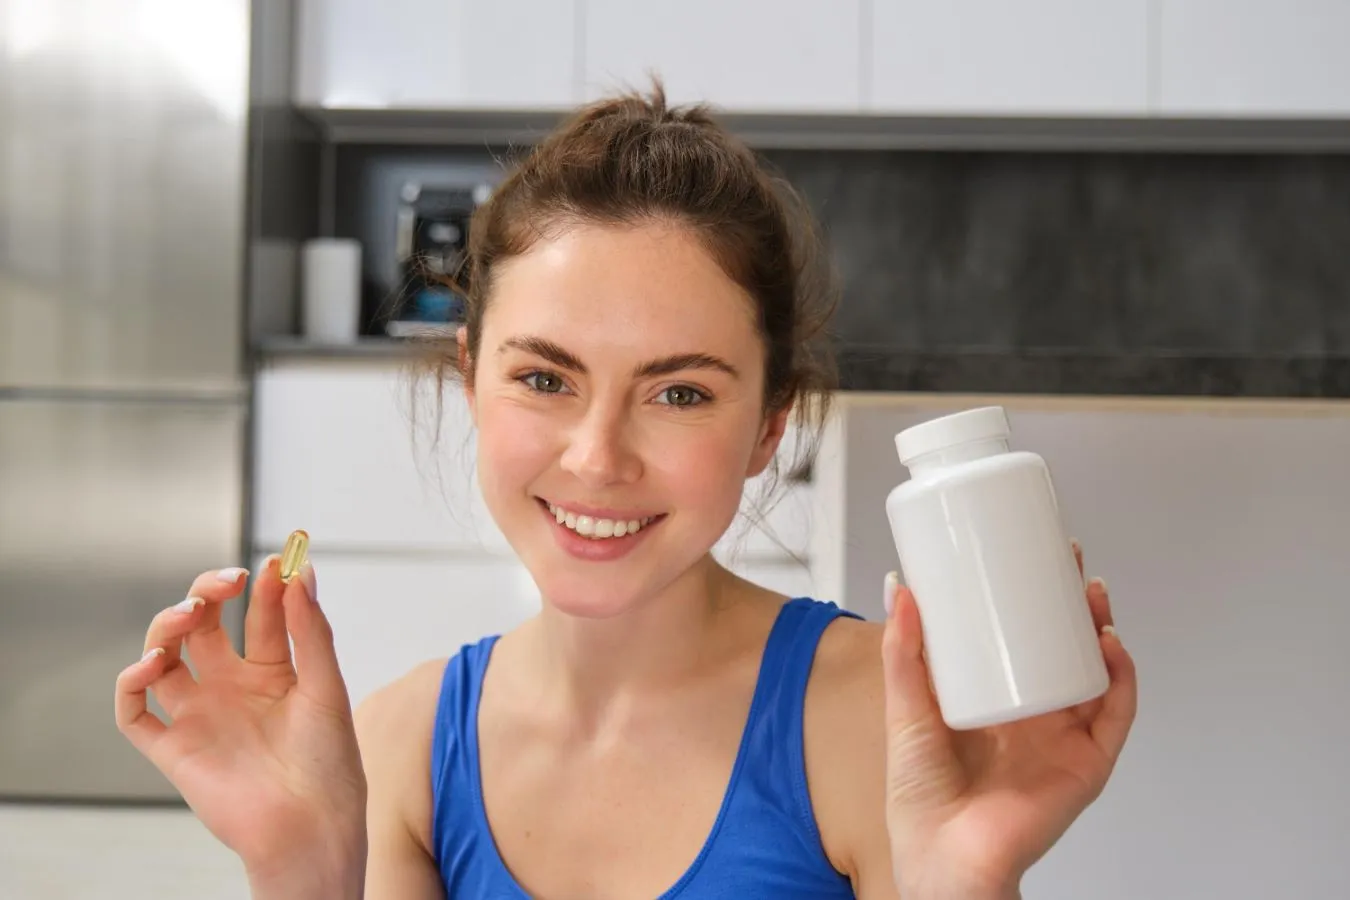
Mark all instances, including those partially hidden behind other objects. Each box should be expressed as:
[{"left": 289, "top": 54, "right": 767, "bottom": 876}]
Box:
[
  {"left": 745, "top": 403, "right": 792, "bottom": 479},
  {"left": 457, "top": 325, "right": 476, "bottom": 422}
]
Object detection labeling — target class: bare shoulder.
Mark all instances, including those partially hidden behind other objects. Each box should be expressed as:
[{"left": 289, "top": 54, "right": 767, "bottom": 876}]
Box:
[
  {"left": 803, "top": 615, "right": 892, "bottom": 888},
  {"left": 808, "top": 615, "right": 886, "bottom": 711},
  {"left": 354, "top": 657, "right": 450, "bottom": 852},
  {"left": 354, "top": 656, "right": 448, "bottom": 742}
]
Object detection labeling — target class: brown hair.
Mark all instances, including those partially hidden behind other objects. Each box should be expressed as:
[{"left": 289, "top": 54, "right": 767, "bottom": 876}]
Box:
[{"left": 411, "top": 79, "right": 839, "bottom": 547}]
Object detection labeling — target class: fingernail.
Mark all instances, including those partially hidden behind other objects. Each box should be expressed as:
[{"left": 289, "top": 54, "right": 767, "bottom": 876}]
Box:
[
  {"left": 883, "top": 571, "right": 899, "bottom": 617},
  {"left": 1090, "top": 576, "right": 1109, "bottom": 594},
  {"left": 299, "top": 561, "right": 317, "bottom": 604},
  {"left": 141, "top": 647, "right": 165, "bottom": 663},
  {"left": 216, "top": 567, "right": 246, "bottom": 583},
  {"left": 174, "top": 596, "right": 204, "bottom": 614}
]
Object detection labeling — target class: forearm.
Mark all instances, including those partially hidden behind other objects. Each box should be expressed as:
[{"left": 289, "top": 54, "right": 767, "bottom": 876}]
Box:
[
  {"left": 246, "top": 834, "right": 367, "bottom": 900},
  {"left": 899, "top": 884, "right": 1021, "bottom": 900},
  {"left": 895, "top": 870, "right": 1022, "bottom": 900},
  {"left": 248, "top": 869, "right": 363, "bottom": 900}
]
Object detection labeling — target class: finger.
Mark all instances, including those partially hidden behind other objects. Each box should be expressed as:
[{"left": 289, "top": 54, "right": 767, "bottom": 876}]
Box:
[
  {"left": 115, "top": 647, "right": 170, "bottom": 764},
  {"left": 1086, "top": 577, "right": 1113, "bottom": 633},
  {"left": 149, "top": 659, "right": 201, "bottom": 719},
  {"left": 1090, "top": 627, "right": 1137, "bottom": 761},
  {"left": 283, "top": 561, "right": 351, "bottom": 714},
  {"left": 181, "top": 566, "right": 250, "bottom": 671},
  {"left": 1072, "top": 538, "right": 1084, "bottom": 580},
  {"left": 883, "top": 575, "right": 940, "bottom": 726},
  {"left": 882, "top": 574, "right": 955, "bottom": 748},
  {"left": 244, "top": 554, "right": 293, "bottom": 666},
  {"left": 143, "top": 596, "right": 210, "bottom": 673}
]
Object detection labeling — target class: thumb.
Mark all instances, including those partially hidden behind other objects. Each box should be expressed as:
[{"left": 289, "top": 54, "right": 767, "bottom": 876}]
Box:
[
  {"left": 282, "top": 561, "right": 352, "bottom": 715},
  {"left": 882, "top": 573, "right": 963, "bottom": 811}
]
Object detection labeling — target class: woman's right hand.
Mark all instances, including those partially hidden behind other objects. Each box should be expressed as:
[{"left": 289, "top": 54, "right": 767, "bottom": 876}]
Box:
[{"left": 114, "top": 555, "right": 367, "bottom": 896}]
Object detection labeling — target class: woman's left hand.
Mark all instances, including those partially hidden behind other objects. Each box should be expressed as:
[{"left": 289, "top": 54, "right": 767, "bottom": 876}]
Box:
[{"left": 881, "top": 541, "right": 1138, "bottom": 899}]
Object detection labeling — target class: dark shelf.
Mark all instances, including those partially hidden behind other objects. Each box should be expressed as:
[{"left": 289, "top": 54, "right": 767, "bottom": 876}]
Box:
[{"left": 296, "top": 106, "right": 1350, "bottom": 153}]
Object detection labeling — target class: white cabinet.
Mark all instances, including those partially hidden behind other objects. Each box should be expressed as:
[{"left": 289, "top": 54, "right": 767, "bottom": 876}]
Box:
[
  {"left": 287, "top": 1, "right": 1350, "bottom": 120},
  {"left": 252, "top": 358, "right": 509, "bottom": 555},
  {"left": 583, "top": 0, "right": 863, "bottom": 112},
  {"left": 1156, "top": 0, "right": 1350, "bottom": 116},
  {"left": 293, "top": 0, "right": 577, "bottom": 109},
  {"left": 869, "top": 0, "right": 1149, "bottom": 115},
  {"left": 295, "top": 552, "right": 541, "bottom": 706}
]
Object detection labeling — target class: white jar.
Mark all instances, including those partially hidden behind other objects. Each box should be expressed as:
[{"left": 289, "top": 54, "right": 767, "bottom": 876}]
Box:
[{"left": 885, "top": 406, "right": 1108, "bottom": 729}]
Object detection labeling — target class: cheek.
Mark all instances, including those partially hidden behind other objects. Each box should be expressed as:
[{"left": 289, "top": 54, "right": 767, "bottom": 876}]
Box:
[
  {"left": 644, "top": 423, "right": 756, "bottom": 513},
  {"left": 473, "top": 400, "right": 555, "bottom": 501}
]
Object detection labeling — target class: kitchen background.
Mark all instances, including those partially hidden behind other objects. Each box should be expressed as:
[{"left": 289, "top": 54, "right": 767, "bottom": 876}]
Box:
[{"left": 2, "top": 1, "right": 1349, "bottom": 898}]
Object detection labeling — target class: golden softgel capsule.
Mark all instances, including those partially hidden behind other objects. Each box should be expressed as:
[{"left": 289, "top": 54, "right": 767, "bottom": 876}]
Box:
[{"left": 279, "top": 529, "right": 309, "bottom": 584}]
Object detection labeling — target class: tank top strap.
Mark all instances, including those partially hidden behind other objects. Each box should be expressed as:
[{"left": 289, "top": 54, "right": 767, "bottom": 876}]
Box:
[
  {"left": 733, "top": 597, "right": 864, "bottom": 847},
  {"left": 430, "top": 634, "right": 499, "bottom": 853}
]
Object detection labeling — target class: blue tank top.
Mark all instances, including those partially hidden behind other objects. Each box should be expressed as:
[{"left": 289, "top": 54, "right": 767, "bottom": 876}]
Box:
[{"left": 430, "top": 597, "right": 862, "bottom": 898}]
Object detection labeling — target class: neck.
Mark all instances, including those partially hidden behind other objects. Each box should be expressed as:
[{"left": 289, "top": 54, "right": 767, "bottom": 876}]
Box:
[{"left": 528, "top": 556, "right": 747, "bottom": 732}]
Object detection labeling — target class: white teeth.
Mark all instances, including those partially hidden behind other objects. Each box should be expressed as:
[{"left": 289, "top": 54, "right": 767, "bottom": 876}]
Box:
[{"left": 545, "top": 502, "right": 657, "bottom": 540}]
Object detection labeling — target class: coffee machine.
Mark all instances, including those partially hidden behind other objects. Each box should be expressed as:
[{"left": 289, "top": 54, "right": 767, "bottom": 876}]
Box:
[{"left": 387, "top": 179, "right": 493, "bottom": 337}]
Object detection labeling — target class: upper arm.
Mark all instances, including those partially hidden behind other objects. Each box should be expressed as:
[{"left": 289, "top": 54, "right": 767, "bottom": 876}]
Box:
[
  {"left": 354, "top": 659, "right": 450, "bottom": 900},
  {"left": 803, "top": 619, "right": 903, "bottom": 900}
]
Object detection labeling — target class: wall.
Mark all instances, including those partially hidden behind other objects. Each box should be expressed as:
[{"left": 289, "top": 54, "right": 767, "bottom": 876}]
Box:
[{"left": 768, "top": 149, "right": 1350, "bottom": 359}]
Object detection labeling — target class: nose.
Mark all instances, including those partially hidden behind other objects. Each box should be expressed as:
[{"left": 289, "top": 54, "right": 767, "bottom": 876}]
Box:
[{"left": 560, "top": 403, "right": 642, "bottom": 488}]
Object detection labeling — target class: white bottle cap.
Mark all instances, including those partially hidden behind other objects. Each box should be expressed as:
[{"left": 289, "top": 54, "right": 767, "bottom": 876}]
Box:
[{"left": 895, "top": 405, "right": 1011, "bottom": 465}]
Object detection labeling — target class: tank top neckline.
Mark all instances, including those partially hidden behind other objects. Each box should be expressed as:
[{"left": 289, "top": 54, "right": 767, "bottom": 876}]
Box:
[{"left": 463, "top": 597, "right": 816, "bottom": 899}]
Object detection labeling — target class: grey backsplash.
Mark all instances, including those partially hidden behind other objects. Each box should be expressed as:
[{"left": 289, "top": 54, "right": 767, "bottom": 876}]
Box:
[
  {"left": 763, "top": 149, "right": 1350, "bottom": 357},
  {"left": 333, "top": 144, "right": 1350, "bottom": 396}
]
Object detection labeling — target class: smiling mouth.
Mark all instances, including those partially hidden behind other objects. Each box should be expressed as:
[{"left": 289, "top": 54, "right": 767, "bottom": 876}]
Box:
[{"left": 537, "top": 498, "right": 665, "bottom": 540}]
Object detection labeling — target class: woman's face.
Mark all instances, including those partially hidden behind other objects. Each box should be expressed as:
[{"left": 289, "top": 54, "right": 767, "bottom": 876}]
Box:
[{"left": 465, "top": 222, "right": 788, "bottom": 618}]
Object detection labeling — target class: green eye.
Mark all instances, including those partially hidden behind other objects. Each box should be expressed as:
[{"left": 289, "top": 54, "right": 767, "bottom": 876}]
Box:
[
  {"left": 660, "top": 386, "right": 706, "bottom": 407},
  {"left": 525, "top": 372, "right": 566, "bottom": 393}
]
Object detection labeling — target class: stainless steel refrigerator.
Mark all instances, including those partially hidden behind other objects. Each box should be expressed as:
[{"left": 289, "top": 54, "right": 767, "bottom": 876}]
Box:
[{"left": 0, "top": 0, "right": 254, "bottom": 801}]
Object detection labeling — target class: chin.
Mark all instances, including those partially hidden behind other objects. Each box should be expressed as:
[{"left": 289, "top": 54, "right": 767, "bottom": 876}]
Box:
[{"left": 532, "top": 570, "right": 650, "bottom": 619}]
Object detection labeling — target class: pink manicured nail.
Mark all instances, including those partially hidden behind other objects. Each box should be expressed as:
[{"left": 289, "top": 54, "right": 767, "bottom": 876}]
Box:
[{"left": 173, "top": 596, "right": 204, "bottom": 614}]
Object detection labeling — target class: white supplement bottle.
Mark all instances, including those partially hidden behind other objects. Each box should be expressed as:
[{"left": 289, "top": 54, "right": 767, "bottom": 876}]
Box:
[{"left": 885, "top": 406, "right": 1109, "bottom": 729}]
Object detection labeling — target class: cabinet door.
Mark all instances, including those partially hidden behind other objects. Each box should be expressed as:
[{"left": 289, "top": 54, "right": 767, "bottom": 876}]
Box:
[
  {"left": 293, "top": 0, "right": 577, "bottom": 109},
  {"left": 870, "top": 0, "right": 1148, "bottom": 115},
  {"left": 1156, "top": 0, "right": 1350, "bottom": 116},
  {"left": 584, "top": 0, "right": 862, "bottom": 112},
  {"left": 286, "top": 552, "right": 541, "bottom": 707},
  {"left": 252, "top": 360, "right": 510, "bottom": 555}
]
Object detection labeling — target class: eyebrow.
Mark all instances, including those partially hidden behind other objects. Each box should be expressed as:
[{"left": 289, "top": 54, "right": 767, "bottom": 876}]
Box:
[{"left": 499, "top": 335, "right": 740, "bottom": 380}]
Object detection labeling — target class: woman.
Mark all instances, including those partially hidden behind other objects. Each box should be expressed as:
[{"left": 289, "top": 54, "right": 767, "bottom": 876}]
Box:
[{"left": 114, "top": 84, "right": 1136, "bottom": 899}]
